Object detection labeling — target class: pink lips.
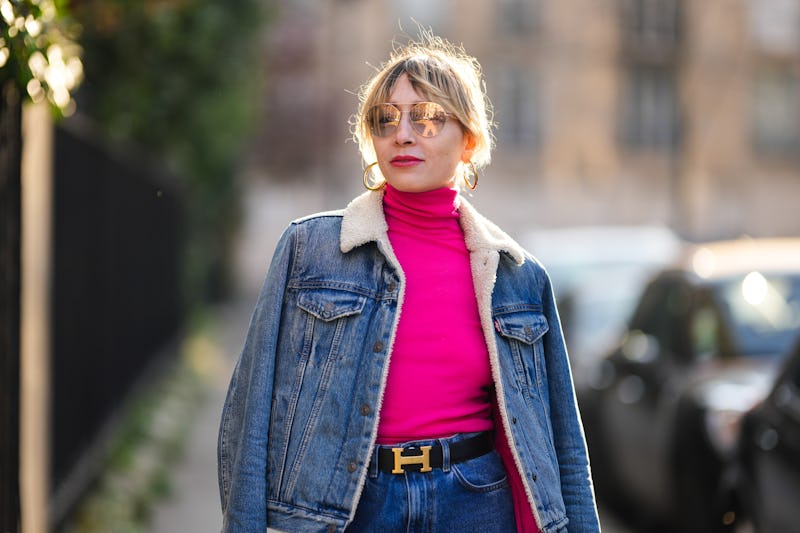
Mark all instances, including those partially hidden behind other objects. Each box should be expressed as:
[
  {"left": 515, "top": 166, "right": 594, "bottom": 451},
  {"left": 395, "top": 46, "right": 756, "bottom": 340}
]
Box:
[{"left": 390, "top": 155, "right": 423, "bottom": 168}]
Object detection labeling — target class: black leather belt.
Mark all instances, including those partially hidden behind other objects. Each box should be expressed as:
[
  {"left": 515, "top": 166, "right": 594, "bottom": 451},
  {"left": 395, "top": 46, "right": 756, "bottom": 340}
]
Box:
[{"left": 376, "top": 432, "right": 493, "bottom": 474}]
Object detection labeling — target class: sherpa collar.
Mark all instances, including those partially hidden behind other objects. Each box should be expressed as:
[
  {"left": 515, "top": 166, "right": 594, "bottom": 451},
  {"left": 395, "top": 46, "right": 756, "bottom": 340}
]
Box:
[{"left": 340, "top": 189, "right": 526, "bottom": 266}]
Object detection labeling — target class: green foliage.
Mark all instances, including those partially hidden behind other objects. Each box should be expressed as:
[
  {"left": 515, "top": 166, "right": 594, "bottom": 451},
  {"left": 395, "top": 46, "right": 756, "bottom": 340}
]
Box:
[
  {"left": 0, "top": 0, "right": 83, "bottom": 115},
  {"left": 73, "top": 0, "right": 269, "bottom": 303}
]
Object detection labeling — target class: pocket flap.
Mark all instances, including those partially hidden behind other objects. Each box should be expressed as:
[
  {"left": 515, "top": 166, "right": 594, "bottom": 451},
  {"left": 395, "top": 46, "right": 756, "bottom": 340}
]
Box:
[
  {"left": 298, "top": 289, "right": 367, "bottom": 321},
  {"left": 494, "top": 310, "right": 549, "bottom": 344}
]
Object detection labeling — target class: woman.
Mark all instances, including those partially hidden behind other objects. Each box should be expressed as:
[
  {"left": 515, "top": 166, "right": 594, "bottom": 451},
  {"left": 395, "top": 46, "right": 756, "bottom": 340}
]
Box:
[{"left": 218, "top": 34, "right": 600, "bottom": 533}]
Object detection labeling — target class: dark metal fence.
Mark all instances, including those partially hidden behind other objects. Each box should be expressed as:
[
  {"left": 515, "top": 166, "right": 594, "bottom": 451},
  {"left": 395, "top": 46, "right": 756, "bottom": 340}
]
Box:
[
  {"left": 49, "top": 117, "right": 185, "bottom": 525},
  {"left": 0, "top": 80, "right": 22, "bottom": 533}
]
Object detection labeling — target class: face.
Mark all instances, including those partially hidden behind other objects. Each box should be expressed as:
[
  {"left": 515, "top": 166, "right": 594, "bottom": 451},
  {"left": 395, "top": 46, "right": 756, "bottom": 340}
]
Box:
[{"left": 371, "top": 74, "right": 474, "bottom": 193}]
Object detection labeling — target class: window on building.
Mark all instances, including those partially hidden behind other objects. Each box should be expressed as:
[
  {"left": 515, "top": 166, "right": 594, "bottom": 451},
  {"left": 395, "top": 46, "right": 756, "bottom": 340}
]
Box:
[
  {"left": 621, "top": 0, "right": 681, "bottom": 57},
  {"left": 752, "top": 66, "right": 800, "bottom": 156},
  {"left": 496, "top": 0, "right": 540, "bottom": 36},
  {"left": 620, "top": 65, "right": 681, "bottom": 150},
  {"left": 492, "top": 66, "right": 540, "bottom": 149}
]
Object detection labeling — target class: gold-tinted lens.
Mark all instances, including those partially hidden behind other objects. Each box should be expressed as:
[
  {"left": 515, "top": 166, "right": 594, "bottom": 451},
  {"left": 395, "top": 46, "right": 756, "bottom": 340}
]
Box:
[
  {"left": 366, "top": 102, "right": 448, "bottom": 138},
  {"left": 408, "top": 102, "right": 447, "bottom": 138},
  {"left": 367, "top": 104, "right": 401, "bottom": 138}
]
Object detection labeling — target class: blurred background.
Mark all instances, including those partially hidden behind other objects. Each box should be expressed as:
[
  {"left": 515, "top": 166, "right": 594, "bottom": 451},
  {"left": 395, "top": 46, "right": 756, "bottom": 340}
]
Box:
[{"left": 2, "top": 0, "right": 800, "bottom": 532}]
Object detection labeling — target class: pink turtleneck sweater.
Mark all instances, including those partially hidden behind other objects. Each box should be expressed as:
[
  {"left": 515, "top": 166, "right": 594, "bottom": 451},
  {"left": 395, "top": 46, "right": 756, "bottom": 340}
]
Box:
[
  {"left": 377, "top": 184, "right": 493, "bottom": 443},
  {"left": 377, "top": 184, "right": 539, "bottom": 533}
]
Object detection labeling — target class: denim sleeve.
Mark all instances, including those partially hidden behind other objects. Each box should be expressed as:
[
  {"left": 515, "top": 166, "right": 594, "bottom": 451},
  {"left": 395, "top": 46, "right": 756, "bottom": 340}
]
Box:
[
  {"left": 541, "top": 271, "right": 601, "bottom": 532},
  {"left": 217, "top": 224, "right": 296, "bottom": 532}
]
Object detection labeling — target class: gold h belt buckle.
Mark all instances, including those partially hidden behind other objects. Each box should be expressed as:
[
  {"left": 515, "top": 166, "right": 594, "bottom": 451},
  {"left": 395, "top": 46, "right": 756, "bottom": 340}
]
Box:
[{"left": 391, "top": 445, "right": 432, "bottom": 474}]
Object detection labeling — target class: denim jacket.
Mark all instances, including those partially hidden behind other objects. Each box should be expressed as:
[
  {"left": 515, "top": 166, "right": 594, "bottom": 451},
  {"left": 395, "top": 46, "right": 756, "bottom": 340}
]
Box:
[{"left": 218, "top": 190, "right": 600, "bottom": 533}]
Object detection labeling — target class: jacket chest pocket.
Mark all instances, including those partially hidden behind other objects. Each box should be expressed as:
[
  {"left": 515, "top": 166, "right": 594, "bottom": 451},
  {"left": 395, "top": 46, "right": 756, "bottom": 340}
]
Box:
[
  {"left": 493, "top": 308, "right": 550, "bottom": 407},
  {"left": 296, "top": 288, "right": 367, "bottom": 363}
]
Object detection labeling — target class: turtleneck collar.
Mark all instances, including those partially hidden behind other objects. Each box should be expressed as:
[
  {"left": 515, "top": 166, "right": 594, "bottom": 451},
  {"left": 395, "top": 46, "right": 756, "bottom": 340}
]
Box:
[{"left": 382, "top": 184, "right": 460, "bottom": 231}]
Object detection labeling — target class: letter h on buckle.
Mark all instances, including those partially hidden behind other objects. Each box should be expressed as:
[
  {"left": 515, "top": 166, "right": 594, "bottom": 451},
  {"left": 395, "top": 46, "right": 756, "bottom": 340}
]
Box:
[{"left": 391, "top": 445, "right": 432, "bottom": 474}]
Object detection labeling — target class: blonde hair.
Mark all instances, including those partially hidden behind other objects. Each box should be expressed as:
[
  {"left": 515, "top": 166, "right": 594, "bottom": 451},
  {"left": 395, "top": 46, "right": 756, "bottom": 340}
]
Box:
[{"left": 353, "top": 33, "right": 494, "bottom": 180}]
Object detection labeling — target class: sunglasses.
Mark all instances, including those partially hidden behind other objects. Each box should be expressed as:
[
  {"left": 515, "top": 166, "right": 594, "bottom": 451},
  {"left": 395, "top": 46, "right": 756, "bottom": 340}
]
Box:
[{"left": 366, "top": 102, "right": 451, "bottom": 138}]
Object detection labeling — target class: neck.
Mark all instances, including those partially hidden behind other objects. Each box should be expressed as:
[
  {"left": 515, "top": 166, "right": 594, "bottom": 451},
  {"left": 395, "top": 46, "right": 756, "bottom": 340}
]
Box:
[{"left": 383, "top": 184, "right": 460, "bottom": 220}]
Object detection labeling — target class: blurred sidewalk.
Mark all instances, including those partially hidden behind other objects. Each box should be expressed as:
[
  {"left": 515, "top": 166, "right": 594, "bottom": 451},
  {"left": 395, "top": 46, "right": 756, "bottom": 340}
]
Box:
[
  {"left": 148, "top": 177, "right": 312, "bottom": 532},
  {"left": 148, "top": 299, "right": 252, "bottom": 533}
]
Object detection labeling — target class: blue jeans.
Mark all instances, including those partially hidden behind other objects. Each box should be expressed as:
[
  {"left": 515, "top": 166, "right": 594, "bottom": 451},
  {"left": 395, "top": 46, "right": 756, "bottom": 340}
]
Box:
[{"left": 347, "top": 433, "right": 517, "bottom": 532}]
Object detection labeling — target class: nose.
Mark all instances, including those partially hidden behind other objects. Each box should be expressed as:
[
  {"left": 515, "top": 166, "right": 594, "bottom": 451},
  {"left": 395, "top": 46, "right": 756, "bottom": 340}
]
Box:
[{"left": 393, "top": 113, "right": 416, "bottom": 145}]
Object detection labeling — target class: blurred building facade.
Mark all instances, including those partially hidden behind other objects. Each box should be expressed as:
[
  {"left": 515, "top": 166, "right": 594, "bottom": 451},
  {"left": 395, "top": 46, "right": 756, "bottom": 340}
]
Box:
[{"left": 254, "top": 0, "right": 800, "bottom": 241}]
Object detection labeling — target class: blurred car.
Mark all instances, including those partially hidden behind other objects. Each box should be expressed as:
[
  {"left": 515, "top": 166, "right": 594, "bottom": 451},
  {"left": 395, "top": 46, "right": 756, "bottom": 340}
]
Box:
[
  {"left": 523, "top": 225, "right": 682, "bottom": 390},
  {"left": 735, "top": 337, "right": 800, "bottom": 533},
  {"left": 585, "top": 238, "right": 800, "bottom": 533}
]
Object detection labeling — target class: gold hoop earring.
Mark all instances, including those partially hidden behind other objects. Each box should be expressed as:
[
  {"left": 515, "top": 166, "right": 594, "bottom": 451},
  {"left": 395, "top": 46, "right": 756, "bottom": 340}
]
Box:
[
  {"left": 463, "top": 161, "right": 478, "bottom": 190},
  {"left": 363, "top": 162, "right": 384, "bottom": 191}
]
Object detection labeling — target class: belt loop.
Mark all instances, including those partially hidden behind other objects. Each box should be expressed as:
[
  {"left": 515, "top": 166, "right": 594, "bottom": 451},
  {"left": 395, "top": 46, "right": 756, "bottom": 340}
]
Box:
[
  {"left": 440, "top": 437, "right": 451, "bottom": 473},
  {"left": 369, "top": 447, "right": 379, "bottom": 479}
]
